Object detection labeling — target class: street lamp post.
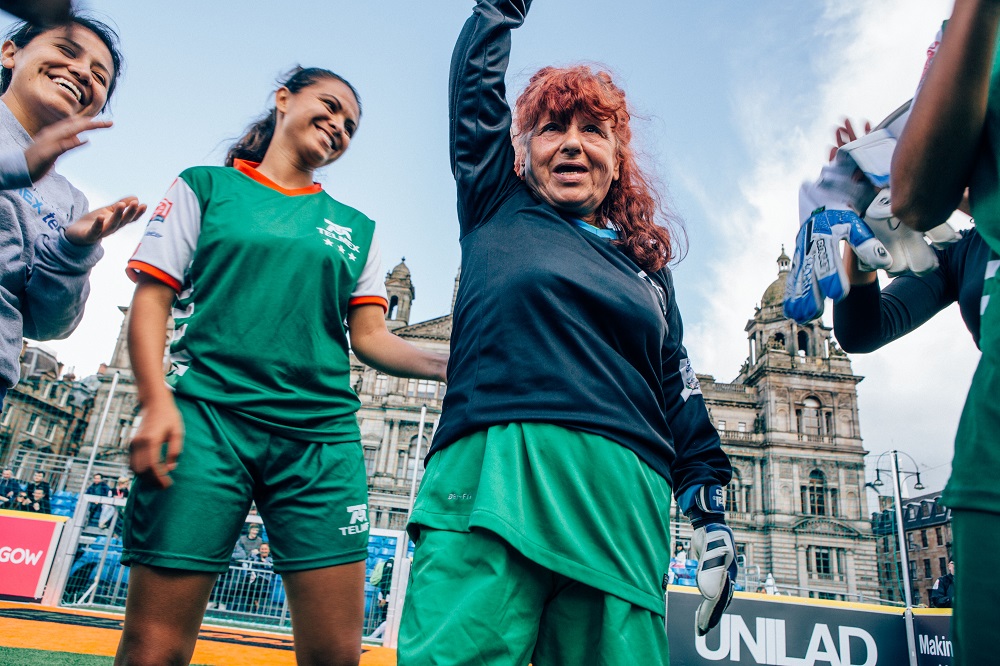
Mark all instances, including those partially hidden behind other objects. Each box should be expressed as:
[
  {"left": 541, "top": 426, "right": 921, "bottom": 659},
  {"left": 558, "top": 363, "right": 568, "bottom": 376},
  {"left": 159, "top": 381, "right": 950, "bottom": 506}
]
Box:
[{"left": 870, "top": 449, "right": 926, "bottom": 666}]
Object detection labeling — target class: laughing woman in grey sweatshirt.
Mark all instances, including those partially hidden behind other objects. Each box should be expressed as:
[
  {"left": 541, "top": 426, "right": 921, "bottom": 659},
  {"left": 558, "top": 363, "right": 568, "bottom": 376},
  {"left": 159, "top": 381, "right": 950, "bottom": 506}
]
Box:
[{"left": 0, "top": 14, "right": 145, "bottom": 403}]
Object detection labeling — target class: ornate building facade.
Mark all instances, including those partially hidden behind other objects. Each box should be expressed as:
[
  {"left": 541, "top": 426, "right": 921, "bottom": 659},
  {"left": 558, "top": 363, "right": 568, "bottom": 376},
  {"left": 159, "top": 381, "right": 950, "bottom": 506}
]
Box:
[
  {"left": 354, "top": 253, "right": 880, "bottom": 601},
  {"left": 0, "top": 344, "right": 95, "bottom": 467}
]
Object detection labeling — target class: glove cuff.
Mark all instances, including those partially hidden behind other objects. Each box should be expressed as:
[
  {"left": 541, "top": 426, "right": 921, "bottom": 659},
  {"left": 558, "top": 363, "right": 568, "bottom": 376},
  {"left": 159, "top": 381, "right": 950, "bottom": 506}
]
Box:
[{"left": 679, "top": 484, "right": 726, "bottom": 529}]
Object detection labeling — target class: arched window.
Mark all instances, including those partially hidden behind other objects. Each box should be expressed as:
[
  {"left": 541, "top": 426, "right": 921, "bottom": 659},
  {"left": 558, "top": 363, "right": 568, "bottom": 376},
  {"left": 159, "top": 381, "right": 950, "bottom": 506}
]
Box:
[
  {"left": 388, "top": 295, "right": 399, "bottom": 319},
  {"left": 801, "top": 469, "right": 827, "bottom": 515},
  {"left": 404, "top": 435, "right": 430, "bottom": 482},
  {"left": 797, "top": 330, "right": 810, "bottom": 357},
  {"left": 797, "top": 397, "right": 822, "bottom": 437},
  {"left": 726, "top": 471, "right": 742, "bottom": 513}
]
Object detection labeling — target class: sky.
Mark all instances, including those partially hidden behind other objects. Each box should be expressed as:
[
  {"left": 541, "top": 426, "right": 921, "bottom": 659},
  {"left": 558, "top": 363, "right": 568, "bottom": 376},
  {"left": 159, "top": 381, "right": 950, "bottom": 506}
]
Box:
[{"left": 12, "top": 1, "right": 968, "bottom": 493}]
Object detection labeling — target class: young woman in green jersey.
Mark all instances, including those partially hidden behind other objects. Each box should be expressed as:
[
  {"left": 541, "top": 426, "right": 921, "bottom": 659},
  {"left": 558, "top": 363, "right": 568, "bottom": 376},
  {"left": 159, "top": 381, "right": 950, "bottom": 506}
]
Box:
[
  {"left": 117, "top": 67, "right": 448, "bottom": 666},
  {"left": 891, "top": 2, "right": 1000, "bottom": 663}
]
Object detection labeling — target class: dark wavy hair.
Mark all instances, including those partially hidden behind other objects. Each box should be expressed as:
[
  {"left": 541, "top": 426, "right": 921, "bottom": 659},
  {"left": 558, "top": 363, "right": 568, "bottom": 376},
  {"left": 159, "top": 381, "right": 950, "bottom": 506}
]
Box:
[
  {"left": 0, "top": 15, "right": 124, "bottom": 110},
  {"left": 225, "top": 66, "right": 361, "bottom": 167},
  {"left": 513, "top": 65, "right": 684, "bottom": 272}
]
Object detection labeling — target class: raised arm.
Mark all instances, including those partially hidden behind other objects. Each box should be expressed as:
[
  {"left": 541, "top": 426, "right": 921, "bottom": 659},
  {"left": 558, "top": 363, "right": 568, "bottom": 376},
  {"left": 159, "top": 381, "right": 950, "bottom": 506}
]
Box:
[
  {"left": 892, "top": 1, "right": 1000, "bottom": 231},
  {"left": 450, "top": 0, "right": 530, "bottom": 232}
]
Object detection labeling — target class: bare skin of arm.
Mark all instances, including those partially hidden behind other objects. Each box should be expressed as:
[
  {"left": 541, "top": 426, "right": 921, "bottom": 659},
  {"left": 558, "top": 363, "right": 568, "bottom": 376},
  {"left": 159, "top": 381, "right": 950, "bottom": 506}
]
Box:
[
  {"left": 892, "top": 0, "right": 1000, "bottom": 231},
  {"left": 127, "top": 275, "right": 182, "bottom": 489},
  {"left": 347, "top": 304, "right": 448, "bottom": 382}
]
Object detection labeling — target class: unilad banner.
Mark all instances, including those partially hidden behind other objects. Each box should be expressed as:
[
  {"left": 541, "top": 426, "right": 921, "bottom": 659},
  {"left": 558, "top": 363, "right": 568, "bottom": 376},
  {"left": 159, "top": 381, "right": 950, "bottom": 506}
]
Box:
[{"left": 666, "top": 587, "right": 953, "bottom": 666}]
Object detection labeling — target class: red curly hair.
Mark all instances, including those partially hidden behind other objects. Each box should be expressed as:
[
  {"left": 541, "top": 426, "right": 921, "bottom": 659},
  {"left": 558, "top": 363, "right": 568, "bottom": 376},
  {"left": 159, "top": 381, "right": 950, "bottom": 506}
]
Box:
[{"left": 512, "top": 65, "right": 682, "bottom": 272}]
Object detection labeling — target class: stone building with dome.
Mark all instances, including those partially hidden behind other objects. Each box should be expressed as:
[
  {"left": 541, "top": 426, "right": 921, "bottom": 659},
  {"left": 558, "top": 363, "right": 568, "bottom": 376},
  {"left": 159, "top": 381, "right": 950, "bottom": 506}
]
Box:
[{"left": 353, "top": 253, "right": 880, "bottom": 602}]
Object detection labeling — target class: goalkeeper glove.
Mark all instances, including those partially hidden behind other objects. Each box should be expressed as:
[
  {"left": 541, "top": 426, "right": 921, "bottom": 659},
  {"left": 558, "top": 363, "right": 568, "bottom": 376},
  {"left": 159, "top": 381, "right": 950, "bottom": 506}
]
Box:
[{"left": 679, "top": 484, "right": 738, "bottom": 636}]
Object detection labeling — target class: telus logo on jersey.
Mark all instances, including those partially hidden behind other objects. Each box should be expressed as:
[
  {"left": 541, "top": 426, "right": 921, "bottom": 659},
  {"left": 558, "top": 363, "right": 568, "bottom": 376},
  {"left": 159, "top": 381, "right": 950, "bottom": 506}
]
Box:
[
  {"left": 317, "top": 219, "right": 360, "bottom": 261},
  {"left": 0, "top": 546, "right": 44, "bottom": 566},
  {"left": 340, "top": 504, "right": 370, "bottom": 536},
  {"left": 695, "top": 614, "right": 877, "bottom": 666}
]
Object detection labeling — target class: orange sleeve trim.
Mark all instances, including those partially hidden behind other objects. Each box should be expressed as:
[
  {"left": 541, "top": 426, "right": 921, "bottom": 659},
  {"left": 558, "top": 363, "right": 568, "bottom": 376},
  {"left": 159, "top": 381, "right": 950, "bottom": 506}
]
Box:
[
  {"left": 349, "top": 296, "right": 389, "bottom": 313},
  {"left": 126, "top": 260, "right": 183, "bottom": 292},
  {"left": 232, "top": 159, "right": 323, "bottom": 196}
]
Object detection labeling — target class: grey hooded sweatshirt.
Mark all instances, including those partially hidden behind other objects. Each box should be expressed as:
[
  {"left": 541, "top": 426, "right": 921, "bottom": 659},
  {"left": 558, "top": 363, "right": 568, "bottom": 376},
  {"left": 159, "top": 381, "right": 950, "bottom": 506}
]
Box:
[{"left": 0, "top": 101, "right": 103, "bottom": 388}]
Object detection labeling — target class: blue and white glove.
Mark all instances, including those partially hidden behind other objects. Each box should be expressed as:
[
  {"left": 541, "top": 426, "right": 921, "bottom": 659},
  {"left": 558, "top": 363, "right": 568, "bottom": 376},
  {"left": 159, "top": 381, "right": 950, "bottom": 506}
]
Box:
[
  {"left": 679, "top": 484, "right": 738, "bottom": 636},
  {"left": 783, "top": 206, "right": 891, "bottom": 324}
]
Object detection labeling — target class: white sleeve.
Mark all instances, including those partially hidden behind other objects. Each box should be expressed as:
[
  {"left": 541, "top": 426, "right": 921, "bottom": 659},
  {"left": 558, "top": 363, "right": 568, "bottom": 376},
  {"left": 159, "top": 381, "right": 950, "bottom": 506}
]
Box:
[
  {"left": 348, "top": 231, "right": 388, "bottom": 311},
  {"left": 126, "top": 177, "right": 202, "bottom": 292}
]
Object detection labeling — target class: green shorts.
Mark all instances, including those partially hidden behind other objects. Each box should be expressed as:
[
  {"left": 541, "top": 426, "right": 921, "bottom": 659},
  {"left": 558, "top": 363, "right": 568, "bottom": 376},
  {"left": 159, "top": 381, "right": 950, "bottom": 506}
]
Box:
[
  {"left": 398, "top": 527, "right": 669, "bottom": 666},
  {"left": 952, "top": 508, "right": 1000, "bottom": 666},
  {"left": 122, "top": 396, "right": 369, "bottom": 573}
]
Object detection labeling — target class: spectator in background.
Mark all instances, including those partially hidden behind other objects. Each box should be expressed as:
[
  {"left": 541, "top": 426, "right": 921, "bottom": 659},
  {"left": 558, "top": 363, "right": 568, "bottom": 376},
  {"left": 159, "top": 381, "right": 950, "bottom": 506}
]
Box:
[
  {"left": 12, "top": 489, "right": 30, "bottom": 510},
  {"left": 26, "top": 487, "right": 49, "bottom": 514},
  {"left": 245, "top": 542, "right": 274, "bottom": 613},
  {"left": 238, "top": 524, "right": 263, "bottom": 559},
  {"left": 85, "top": 473, "right": 111, "bottom": 525},
  {"left": 25, "top": 470, "right": 49, "bottom": 500},
  {"left": 0, "top": 467, "right": 19, "bottom": 506},
  {"left": 99, "top": 475, "right": 130, "bottom": 530},
  {"left": 930, "top": 560, "right": 955, "bottom": 609}
]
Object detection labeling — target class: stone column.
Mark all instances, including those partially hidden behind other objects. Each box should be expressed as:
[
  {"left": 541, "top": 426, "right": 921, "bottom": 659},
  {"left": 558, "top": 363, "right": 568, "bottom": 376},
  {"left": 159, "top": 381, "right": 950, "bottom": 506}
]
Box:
[
  {"left": 846, "top": 549, "right": 858, "bottom": 598},
  {"left": 754, "top": 459, "right": 764, "bottom": 513},
  {"left": 797, "top": 544, "right": 808, "bottom": 591}
]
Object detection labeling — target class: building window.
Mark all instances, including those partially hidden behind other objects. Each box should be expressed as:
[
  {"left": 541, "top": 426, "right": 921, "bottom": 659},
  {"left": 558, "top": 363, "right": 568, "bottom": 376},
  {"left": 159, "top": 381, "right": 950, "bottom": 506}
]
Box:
[
  {"left": 725, "top": 471, "right": 742, "bottom": 513},
  {"left": 921, "top": 530, "right": 928, "bottom": 548},
  {"left": 44, "top": 421, "right": 56, "bottom": 441},
  {"left": 374, "top": 374, "right": 388, "bottom": 396},
  {"left": 363, "top": 447, "right": 377, "bottom": 476},
  {"left": 415, "top": 380, "right": 437, "bottom": 399},
  {"left": 1, "top": 405, "right": 11, "bottom": 426},
  {"left": 935, "top": 527, "right": 943, "bottom": 546},
  {"left": 717, "top": 420, "right": 726, "bottom": 431},
  {"left": 27, "top": 414, "right": 39, "bottom": 434},
  {"left": 797, "top": 330, "right": 810, "bottom": 356},
  {"left": 815, "top": 547, "right": 832, "bottom": 575},
  {"left": 388, "top": 295, "right": 399, "bottom": 320},
  {"left": 737, "top": 422, "right": 746, "bottom": 433},
  {"left": 802, "top": 469, "right": 826, "bottom": 515},
  {"left": 923, "top": 559, "right": 932, "bottom": 579},
  {"left": 406, "top": 380, "right": 416, "bottom": 397},
  {"left": 909, "top": 561, "right": 917, "bottom": 581},
  {"left": 939, "top": 557, "right": 947, "bottom": 576},
  {"left": 830, "top": 488, "right": 839, "bottom": 517},
  {"left": 404, "top": 436, "right": 429, "bottom": 483},
  {"left": 799, "top": 397, "right": 822, "bottom": 437}
]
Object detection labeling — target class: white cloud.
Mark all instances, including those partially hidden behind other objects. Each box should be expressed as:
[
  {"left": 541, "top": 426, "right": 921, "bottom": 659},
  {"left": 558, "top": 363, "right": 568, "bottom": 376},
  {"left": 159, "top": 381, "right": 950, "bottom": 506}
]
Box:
[{"left": 687, "top": 0, "right": 967, "bottom": 490}]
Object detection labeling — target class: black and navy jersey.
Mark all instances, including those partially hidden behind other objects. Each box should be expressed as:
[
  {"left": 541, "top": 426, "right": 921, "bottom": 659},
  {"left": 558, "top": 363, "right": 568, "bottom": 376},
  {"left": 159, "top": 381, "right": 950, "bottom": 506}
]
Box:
[{"left": 431, "top": 0, "right": 731, "bottom": 498}]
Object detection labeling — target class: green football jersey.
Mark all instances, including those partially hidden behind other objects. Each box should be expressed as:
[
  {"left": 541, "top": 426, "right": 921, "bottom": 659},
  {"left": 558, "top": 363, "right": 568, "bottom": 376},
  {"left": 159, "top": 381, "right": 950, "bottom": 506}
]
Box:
[{"left": 128, "top": 160, "right": 388, "bottom": 442}]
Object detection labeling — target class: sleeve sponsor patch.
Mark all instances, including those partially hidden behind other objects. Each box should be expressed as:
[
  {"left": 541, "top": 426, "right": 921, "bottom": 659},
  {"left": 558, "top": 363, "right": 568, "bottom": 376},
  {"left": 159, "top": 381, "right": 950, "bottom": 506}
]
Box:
[
  {"left": 150, "top": 198, "right": 173, "bottom": 224},
  {"left": 680, "top": 357, "right": 702, "bottom": 402}
]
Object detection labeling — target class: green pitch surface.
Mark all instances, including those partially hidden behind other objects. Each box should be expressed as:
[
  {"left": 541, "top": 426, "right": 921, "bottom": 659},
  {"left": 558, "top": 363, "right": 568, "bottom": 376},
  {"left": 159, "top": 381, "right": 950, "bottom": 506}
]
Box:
[
  {"left": 0, "top": 647, "right": 112, "bottom": 665},
  {"left": 0, "top": 646, "right": 207, "bottom": 665}
]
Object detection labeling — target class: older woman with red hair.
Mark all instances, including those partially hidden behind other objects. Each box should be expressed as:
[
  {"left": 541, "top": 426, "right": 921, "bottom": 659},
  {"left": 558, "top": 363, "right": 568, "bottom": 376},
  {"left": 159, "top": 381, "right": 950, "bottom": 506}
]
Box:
[{"left": 398, "top": 2, "right": 735, "bottom": 664}]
